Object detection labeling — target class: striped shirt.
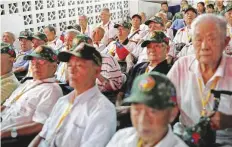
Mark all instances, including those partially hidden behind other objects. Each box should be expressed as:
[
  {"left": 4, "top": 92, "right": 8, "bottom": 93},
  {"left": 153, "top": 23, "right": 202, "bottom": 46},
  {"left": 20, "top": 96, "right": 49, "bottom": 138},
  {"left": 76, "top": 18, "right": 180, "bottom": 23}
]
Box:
[{"left": 96, "top": 54, "right": 123, "bottom": 92}]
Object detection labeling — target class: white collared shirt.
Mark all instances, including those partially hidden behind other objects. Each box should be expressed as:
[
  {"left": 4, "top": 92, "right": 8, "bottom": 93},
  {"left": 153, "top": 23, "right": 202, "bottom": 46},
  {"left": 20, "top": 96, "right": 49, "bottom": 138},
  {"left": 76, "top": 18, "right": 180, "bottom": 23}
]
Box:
[
  {"left": 1, "top": 77, "right": 63, "bottom": 130},
  {"left": 129, "top": 28, "right": 148, "bottom": 43},
  {"left": 99, "top": 21, "right": 118, "bottom": 45},
  {"left": 106, "top": 126, "right": 188, "bottom": 147},
  {"left": 47, "top": 37, "right": 63, "bottom": 50},
  {"left": 81, "top": 25, "right": 92, "bottom": 37},
  {"left": 173, "top": 26, "right": 192, "bottom": 45},
  {"left": 39, "top": 85, "right": 116, "bottom": 147},
  {"left": 167, "top": 55, "right": 232, "bottom": 145},
  {"left": 93, "top": 43, "right": 106, "bottom": 52}
]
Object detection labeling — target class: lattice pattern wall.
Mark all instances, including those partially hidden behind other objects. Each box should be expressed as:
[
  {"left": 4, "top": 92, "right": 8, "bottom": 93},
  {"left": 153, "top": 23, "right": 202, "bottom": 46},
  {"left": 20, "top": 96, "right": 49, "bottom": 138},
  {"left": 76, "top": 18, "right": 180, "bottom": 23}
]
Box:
[{"left": 0, "top": 0, "right": 130, "bottom": 35}]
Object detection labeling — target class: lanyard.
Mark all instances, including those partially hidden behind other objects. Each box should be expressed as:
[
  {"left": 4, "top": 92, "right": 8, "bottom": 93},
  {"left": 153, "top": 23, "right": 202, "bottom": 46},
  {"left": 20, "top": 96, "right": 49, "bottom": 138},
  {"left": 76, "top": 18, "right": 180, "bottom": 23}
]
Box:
[
  {"left": 61, "top": 63, "right": 67, "bottom": 78},
  {"left": 55, "top": 94, "right": 76, "bottom": 130},
  {"left": 145, "top": 67, "right": 149, "bottom": 73},
  {"left": 137, "top": 138, "right": 143, "bottom": 147},
  {"left": 10, "top": 81, "right": 52, "bottom": 104},
  {"left": 197, "top": 77, "right": 220, "bottom": 116}
]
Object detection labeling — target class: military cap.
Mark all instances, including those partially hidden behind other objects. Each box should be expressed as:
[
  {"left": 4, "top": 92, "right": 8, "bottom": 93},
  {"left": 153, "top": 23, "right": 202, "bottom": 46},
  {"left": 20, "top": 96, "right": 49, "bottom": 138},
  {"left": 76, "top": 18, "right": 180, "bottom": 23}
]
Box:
[
  {"left": 114, "top": 21, "right": 132, "bottom": 30},
  {"left": 31, "top": 32, "right": 47, "bottom": 42},
  {"left": 144, "top": 16, "right": 163, "bottom": 26},
  {"left": 141, "top": 31, "right": 169, "bottom": 47},
  {"left": 184, "top": 6, "right": 197, "bottom": 14},
  {"left": 24, "top": 45, "right": 58, "bottom": 62},
  {"left": 132, "top": 14, "right": 142, "bottom": 21},
  {"left": 18, "top": 30, "right": 33, "bottom": 40},
  {"left": 72, "top": 34, "right": 92, "bottom": 47},
  {"left": 225, "top": 5, "right": 232, "bottom": 13},
  {"left": 123, "top": 72, "right": 177, "bottom": 110},
  {"left": 58, "top": 43, "right": 102, "bottom": 66},
  {"left": 0, "top": 43, "right": 16, "bottom": 58}
]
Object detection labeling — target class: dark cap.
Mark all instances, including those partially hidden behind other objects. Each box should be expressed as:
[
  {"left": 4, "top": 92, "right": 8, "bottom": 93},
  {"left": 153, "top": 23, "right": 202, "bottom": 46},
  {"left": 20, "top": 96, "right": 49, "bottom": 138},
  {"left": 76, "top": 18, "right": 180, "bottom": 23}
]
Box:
[
  {"left": 132, "top": 14, "right": 142, "bottom": 21},
  {"left": 123, "top": 72, "right": 177, "bottom": 110},
  {"left": 24, "top": 45, "right": 58, "bottom": 62},
  {"left": 184, "top": 6, "right": 197, "bottom": 14},
  {"left": 114, "top": 21, "right": 132, "bottom": 30},
  {"left": 58, "top": 43, "right": 102, "bottom": 66},
  {"left": 31, "top": 32, "right": 47, "bottom": 42},
  {"left": 144, "top": 16, "right": 163, "bottom": 26},
  {"left": 72, "top": 34, "right": 92, "bottom": 47},
  {"left": 0, "top": 43, "right": 16, "bottom": 58},
  {"left": 141, "top": 31, "right": 169, "bottom": 47},
  {"left": 18, "top": 30, "right": 33, "bottom": 40},
  {"left": 225, "top": 5, "right": 232, "bottom": 13}
]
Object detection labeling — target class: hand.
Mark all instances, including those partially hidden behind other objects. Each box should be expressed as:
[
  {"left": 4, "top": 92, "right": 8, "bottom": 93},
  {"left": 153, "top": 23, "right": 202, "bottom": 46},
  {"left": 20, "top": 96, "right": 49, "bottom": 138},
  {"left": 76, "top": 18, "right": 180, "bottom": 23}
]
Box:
[{"left": 209, "top": 111, "right": 231, "bottom": 130}]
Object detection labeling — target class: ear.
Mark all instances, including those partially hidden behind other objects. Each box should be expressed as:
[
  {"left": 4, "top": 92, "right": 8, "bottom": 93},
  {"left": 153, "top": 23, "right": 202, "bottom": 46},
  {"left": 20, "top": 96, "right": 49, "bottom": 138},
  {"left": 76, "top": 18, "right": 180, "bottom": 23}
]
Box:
[
  {"left": 224, "top": 36, "right": 230, "bottom": 48},
  {"left": 166, "top": 45, "right": 170, "bottom": 53},
  {"left": 9, "top": 57, "right": 15, "bottom": 63},
  {"left": 169, "top": 106, "right": 179, "bottom": 123}
]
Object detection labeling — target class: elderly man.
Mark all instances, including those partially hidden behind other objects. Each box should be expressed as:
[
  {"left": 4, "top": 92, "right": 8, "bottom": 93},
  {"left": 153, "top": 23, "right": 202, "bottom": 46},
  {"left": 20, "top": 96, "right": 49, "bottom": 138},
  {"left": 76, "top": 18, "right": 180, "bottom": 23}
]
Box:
[
  {"left": 29, "top": 43, "right": 116, "bottom": 147},
  {"left": 129, "top": 14, "right": 147, "bottom": 44},
  {"left": 78, "top": 15, "right": 92, "bottom": 37},
  {"left": 44, "top": 25, "right": 63, "bottom": 50},
  {"left": 167, "top": 14, "right": 232, "bottom": 146},
  {"left": 2, "top": 31, "right": 16, "bottom": 46},
  {"left": 92, "top": 26, "right": 106, "bottom": 52},
  {"left": 99, "top": 8, "right": 118, "bottom": 45},
  {"left": 1, "top": 43, "right": 19, "bottom": 105},
  {"left": 1, "top": 45, "right": 63, "bottom": 146},
  {"left": 224, "top": 5, "right": 232, "bottom": 56},
  {"left": 118, "top": 31, "right": 171, "bottom": 104},
  {"left": 55, "top": 29, "right": 80, "bottom": 83},
  {"left": 13, "top": 30, "right": 33, "bottom": 76},
  {"left": 107, "top": 72, "right": 188, "bottom": 147},
  {"left": 31, "top": 32, "right": 47, "bottom": 49}
]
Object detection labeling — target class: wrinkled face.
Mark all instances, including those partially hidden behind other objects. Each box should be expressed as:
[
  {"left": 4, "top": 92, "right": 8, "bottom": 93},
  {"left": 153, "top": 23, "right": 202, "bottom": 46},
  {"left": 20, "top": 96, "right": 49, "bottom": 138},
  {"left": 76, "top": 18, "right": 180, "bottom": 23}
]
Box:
[
  {"left": 147, "top": 42, "right": 169, "bottom": 63},
  {"left": 64, "top": 33, "right": 76, "bottom": 49},
  {"left": 149, "top": 22, "right": 163, "bottom": 31},
  {"left": 132, "top": 17, "right": 141, "bottom": 28},
  {"left": 131, "top": 104, "right": 171, "bottom": 142},
  {"left": 44, "top": 28, "right": 55, "bottom": 41},
  {"left": 19, "top": 38, "right": 32, "bottom": 51},
  {"left": 197, "top": 3, "right": 205, "bottom": 13},
  {"left": 0, "top": 54, "right": 14, "bottom": 74},
  {"left": 31, "top": 57, "right": 55, "bottom": 80},
  {"left": 32, "top": 38, "right": 45, "bottom": 49},
  {"left": 161, "top": 4, "right": 168, "bottom": 12},
  {"left": 216, "top": 0, "right": 224, "bottom": 7},
  {"left": 78, "top": 16, "right": 88, "bottom": 27},
  {"left": 100, "top": 10, "right": 110, "bottom": 22},
  {"left": 206, "top": 7, "right": 214, "bottom": 13},
  {"left": 2, "top": 33, "right": 14, "bottom": 45},
  {"left": 92, "top": 28, "right": 104, "bottom": 42},
  {"left": 117, "top": 26, "right": 129, "bottom": 37},
  {"left": 192, "top": 20, "right": 228, "bottom": 66},
  {"left": 225, "top": 10, "right": 232, "bottom": 25},
  {"left": 184, "top": 10, "right": 197, "bottom": 25},
  {"left": 67, "top": 56, "right": 100, "bottom": 88}
]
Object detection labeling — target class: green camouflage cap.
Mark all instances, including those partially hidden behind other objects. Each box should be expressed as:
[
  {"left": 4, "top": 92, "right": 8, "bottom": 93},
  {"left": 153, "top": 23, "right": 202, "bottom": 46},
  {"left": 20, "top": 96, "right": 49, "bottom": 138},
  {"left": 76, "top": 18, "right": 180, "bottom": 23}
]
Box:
[
  {"left": 58, "top": 43, "right": 102, "bottom": 66},
  {"left": 24, "top": 45, "right": 58, "bottom": 62},
  {"left": 123, "top": 72, "right": 177, "bottom": 110},
  {"left": 145, "top": 16, "right": 163, "bottom": 26},
  {"left": 114, "top": 21, "right": 132, "bottom": 30},
  {"left": 141, "top": 31, "right": 169, "bottom": 47},
  {"left": 0, "top": 42, "right": 16, "bottom": 58},
  {"left": 225, "top": 5, "right": 232, "bottom": 13},
  {"left": 72, "top": 34, "right": 92, "bottom": 48},
  {"left": 18, "top": 30, "right": 33, "bottom": 40},
  {"left": 32, "top": 32, "right": 47, "bottom": 42}
]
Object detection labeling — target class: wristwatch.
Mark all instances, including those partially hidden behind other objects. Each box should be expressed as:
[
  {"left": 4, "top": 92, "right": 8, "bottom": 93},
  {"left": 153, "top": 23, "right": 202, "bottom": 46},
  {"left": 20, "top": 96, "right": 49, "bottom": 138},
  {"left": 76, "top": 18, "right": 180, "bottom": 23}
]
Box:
[{"left": 11, "top": 127, "right": 18, "bottom": 138}]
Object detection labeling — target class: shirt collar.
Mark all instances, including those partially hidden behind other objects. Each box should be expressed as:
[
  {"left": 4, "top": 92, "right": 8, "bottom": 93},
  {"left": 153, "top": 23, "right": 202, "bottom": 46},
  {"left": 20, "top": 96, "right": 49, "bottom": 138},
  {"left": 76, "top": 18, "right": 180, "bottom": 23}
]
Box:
[
  {"left": 101, "top": 21, "right": 110, "bottom": 28},
  {"left": 155, "top": 125, "right": 176, "bottom": 147},
  {"left": 189, "top": 55, "right": 226, "bottom": 80},
  {"left": 69, "top": 85, "right": 99, "bottom": 104}
]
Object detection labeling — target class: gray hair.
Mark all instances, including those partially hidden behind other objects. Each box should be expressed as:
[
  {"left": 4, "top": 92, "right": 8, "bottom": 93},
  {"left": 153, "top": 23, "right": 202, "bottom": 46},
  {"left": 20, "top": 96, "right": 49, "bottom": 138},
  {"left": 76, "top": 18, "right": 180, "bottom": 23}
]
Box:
[
  {"left": 65, "top": 29, "right": 80, "bottom": 36},
  {"left": 3, "top": 31, "right": 16, "bottom": 42},
  {"left": 191, "top": 14, "right": 227, "bottom": 39}
]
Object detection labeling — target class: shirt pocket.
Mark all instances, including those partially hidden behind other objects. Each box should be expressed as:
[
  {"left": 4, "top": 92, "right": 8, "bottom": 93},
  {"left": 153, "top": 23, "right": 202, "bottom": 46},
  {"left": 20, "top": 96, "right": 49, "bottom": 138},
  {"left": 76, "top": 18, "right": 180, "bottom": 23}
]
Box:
[{"left": 70, "top": 122, "right": 86, "bottom": 144}]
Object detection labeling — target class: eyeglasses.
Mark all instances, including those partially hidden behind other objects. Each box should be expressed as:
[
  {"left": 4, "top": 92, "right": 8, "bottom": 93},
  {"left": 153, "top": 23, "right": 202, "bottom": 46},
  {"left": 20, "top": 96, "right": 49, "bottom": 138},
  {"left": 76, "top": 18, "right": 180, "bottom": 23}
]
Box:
[{"left": 31, "top": 58, "right": 47, "bottom": 65}]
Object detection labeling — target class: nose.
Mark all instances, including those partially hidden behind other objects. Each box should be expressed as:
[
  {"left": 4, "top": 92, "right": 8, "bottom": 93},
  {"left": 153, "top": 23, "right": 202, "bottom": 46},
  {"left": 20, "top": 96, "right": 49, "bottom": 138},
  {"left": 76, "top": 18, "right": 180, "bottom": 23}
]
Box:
[
  {"left": 201, "top": 39, "right": 208, "bottom": 50},
  {"left": 138, "top": 109, "right": 149, "bottom": 125}
]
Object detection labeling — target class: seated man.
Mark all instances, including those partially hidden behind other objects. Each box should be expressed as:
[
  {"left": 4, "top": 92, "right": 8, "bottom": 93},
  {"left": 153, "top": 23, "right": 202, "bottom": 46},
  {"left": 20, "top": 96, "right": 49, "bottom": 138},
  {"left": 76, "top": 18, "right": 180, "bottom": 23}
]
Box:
[
  {"left": 119, "top": 31, "right": 171, "bottom": 101},
  {"left": 1, "top": 43, "right": 19, "bottom": 105},
  {"left": 29, "top": 43, "right": 116, "bottom": 147},
  {"left": 13, "top": 30, "right": 33, "bottom": 77},
  {"left": 55, "top": 29, "right": 79, "bottom": 83},
  {"left": 168, "top": 14, "right": 232, "bottom": 146},
  {"left": 92, "top": 26, "right": 106, "bottom": 52},
  {"left": 102, "top": 21, "right": 137, "bottom": 72},
  {"left": 2, "top": 31, "right": 16, "bottom": 53},
  {"left": 107, "top": 72, "right": 188, "bottom": 147},
  {"left": 1, "top": 45, "right": 63, "bottom": 146}
]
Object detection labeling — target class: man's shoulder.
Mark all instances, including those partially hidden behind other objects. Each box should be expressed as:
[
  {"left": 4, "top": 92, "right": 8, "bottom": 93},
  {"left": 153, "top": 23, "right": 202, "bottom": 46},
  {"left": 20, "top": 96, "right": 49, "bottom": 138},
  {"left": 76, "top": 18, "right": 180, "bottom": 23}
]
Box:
[{"left": 113, "top": 127, "right": 137, "bottom": 139}]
